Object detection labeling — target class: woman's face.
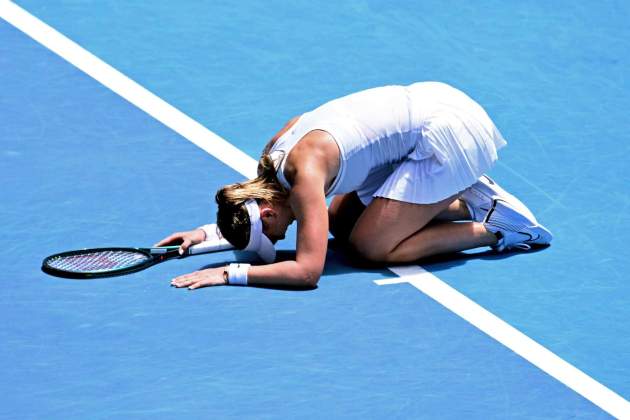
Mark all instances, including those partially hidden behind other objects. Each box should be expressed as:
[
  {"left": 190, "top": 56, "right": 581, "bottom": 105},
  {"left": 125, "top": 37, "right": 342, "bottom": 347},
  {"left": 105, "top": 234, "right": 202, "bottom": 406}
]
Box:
[{"left": 260, "top": 202, "right": 295, "bottom": 243}]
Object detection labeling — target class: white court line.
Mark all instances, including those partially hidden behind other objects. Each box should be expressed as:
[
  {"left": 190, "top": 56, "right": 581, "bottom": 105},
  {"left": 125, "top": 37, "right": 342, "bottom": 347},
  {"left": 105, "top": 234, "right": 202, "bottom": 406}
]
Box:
[
  {"left": 0, "top": 0, "right": 258, "bottom": 180},
  {"left": 383, "top": 266, "right": 630, "bottom": 419},
  {"left": 2, "top": 2, "right": 628, "bottom": 418}
]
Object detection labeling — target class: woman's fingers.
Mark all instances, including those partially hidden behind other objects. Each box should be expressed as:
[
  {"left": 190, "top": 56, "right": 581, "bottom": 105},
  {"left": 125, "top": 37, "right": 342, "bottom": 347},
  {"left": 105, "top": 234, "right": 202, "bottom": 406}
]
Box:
[
  {"left": 187, "top": 281, "right": 204, "bottom": 290},
  {"left": 178, "top": 238, "right": 192, "bottom": 255},
  {"left": 154, "top": 232, "right": 184, "bottom": 247},
  {"left": 171, "top": 272, "right": 209, "bottom": 289},
  {"left": 155, "top": 230, "right": 204, "bottom": 249},
  {"left": 171, "top": 272, "right": 196, "bottom": 287},
  {"left": 170, "top": 268, "right": 224, "bottom": 290}
]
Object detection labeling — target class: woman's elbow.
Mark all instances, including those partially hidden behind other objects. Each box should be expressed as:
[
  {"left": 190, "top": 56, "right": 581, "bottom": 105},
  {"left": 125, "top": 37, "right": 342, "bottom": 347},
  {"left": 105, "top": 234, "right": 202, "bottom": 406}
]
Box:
[{"left": 299, "top": 267, "right": 321, "bottom": 288}]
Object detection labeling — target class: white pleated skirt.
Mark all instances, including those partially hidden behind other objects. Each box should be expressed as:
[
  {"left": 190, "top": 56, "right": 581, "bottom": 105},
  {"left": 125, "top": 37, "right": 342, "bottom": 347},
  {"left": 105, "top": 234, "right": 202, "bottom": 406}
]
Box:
[{"left": 367, "top": 83, "right": 507, "bottom": 205}]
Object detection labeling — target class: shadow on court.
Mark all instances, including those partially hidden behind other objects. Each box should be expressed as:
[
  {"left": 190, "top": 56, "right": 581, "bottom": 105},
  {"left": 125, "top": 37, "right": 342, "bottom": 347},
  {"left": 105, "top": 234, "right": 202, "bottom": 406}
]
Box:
[
  {"left": 417, "top": 245, "right": 551, "bottom": 274},
  {"left": 198, "top": 239, "right": 553, "bottom": 292},
  {"left": 328, "top": 238, "right": 550, "bottom": 273}
]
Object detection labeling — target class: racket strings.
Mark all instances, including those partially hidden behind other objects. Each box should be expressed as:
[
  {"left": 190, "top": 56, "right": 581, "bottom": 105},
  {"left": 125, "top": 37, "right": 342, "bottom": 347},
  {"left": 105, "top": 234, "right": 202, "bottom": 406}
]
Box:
[{"left": 46, "top": 250, "right": 150, "bottom": 273}]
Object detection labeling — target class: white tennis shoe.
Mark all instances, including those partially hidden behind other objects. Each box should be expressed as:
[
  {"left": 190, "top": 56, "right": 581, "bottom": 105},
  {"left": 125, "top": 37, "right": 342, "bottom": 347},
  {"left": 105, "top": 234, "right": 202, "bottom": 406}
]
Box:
[
  {"left": 483, "top": 198, "right": 553, "bottom": 251},
  {"left": 461, "top": 175, "right": 536, "bottom": 222}
]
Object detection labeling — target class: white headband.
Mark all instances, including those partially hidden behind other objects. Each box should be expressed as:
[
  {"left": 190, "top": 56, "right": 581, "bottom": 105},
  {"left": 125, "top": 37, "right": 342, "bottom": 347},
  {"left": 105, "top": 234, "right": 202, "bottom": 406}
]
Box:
[{"left": 243, "top": 199, "right": 276, "bottom": 263}]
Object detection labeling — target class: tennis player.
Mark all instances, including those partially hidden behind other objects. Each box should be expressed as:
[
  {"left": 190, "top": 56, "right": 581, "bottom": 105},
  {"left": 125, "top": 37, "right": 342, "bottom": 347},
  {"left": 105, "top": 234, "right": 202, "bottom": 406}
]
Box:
[{"left": 158, "top": 82, "right": 552, "bottom": 289}]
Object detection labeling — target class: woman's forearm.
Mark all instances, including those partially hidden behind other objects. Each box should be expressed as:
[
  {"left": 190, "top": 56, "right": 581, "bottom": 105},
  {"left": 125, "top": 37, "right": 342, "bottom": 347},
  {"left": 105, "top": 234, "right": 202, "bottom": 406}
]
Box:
[{"left": 246, "top": 260, "right": 321, "bottom": 288}]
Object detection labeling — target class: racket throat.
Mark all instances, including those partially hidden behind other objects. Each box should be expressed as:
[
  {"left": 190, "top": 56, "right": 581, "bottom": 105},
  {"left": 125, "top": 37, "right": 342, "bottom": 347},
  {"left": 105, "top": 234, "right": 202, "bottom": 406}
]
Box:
[{"left": 150, "top": 246, "right": 184, "bottom": 259}]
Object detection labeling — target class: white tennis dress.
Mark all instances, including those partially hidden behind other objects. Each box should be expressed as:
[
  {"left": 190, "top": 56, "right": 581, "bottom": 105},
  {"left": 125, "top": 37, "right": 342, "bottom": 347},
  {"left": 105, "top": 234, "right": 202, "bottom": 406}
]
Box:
[{"left": 269, "top": 82, "right": 507, "bottom": 205}]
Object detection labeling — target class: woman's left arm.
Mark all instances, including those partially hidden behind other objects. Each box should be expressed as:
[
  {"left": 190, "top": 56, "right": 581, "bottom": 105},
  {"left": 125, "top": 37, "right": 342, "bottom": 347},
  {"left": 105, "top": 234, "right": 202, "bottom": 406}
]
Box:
[{"left": 247, "top": 174, "right": 329, "bottom": 287}]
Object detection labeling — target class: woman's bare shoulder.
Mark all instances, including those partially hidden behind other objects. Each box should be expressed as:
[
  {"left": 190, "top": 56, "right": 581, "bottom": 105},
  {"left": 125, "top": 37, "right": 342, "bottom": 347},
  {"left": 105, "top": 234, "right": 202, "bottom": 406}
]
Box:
[
  {"left": 285, "top": 130, "right": 340, "bottom": 190},
  {"left": 262, "top": 115, "right": 302, "bottom": 156}
]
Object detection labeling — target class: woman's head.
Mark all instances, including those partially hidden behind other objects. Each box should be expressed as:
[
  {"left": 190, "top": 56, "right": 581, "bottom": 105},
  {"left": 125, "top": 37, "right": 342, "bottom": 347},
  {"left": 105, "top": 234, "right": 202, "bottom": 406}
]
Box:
[{"left": 215, "top": 154, "right": 293, "bottom": 248}]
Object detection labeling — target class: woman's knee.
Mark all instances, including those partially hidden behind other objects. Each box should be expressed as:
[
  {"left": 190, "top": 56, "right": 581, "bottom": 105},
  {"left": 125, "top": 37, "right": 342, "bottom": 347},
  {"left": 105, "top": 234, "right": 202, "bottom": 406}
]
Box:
[
  {"left": 349, "top": 228, "right": 436, "bottom": 263},
  {"left": 347, "top": 230, "right": 393, "bottom": 262}
]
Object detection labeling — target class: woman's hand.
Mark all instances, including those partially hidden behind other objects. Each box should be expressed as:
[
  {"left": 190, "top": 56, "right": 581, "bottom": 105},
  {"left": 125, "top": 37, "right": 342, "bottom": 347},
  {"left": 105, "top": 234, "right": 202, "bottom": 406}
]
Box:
[
  {"left": 154, "top": 229, "right": 206, "bottom": 255},
  {"left": 170, "top": 267, "right": 227, "bottom": 290}
]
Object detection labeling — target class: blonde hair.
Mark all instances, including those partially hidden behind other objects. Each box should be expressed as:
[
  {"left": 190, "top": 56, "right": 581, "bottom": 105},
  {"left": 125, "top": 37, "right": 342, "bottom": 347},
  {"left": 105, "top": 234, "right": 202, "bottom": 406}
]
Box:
[{"left": 215, "top": 154, "right": 289, "bottom": 248}]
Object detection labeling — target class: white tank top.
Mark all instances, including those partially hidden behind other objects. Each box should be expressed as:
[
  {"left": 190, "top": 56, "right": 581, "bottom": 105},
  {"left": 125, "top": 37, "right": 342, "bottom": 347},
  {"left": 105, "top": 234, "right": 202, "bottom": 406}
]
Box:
[
  {"left": 268, "top": 82, "right": 501, "bottom": 197},
  {"left": 269, "top": 84, "right": 420, "bottom": 196}
]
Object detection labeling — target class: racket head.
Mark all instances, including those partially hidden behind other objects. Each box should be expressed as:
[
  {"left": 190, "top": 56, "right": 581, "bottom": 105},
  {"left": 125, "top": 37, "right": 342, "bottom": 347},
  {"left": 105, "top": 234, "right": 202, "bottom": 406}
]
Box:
[{"left": 42, "top": 247, "right": 158, "bottom": 279}]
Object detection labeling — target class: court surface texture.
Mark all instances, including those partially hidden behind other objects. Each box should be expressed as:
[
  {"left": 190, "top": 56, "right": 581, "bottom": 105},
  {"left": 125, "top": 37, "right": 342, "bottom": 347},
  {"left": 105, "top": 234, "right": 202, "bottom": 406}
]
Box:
[{"left": 1, "top": 1, "right": 629, "bottom": 418}]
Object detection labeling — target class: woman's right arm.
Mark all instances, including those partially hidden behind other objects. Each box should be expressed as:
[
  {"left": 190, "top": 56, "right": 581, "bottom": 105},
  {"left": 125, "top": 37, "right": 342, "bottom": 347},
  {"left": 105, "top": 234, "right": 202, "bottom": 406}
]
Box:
[{"left": 247, "top": 145, "right": 331, "bottom": 288}]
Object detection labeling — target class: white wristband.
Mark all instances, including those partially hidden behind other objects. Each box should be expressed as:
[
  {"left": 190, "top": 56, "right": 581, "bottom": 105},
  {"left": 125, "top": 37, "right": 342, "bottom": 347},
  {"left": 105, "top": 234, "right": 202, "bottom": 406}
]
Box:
[
  {"left": 228, "top": 263, "right": 250, "bottom": 286},
  {"left": 197, "top": 224, "right": 216, "bottom": 241}
]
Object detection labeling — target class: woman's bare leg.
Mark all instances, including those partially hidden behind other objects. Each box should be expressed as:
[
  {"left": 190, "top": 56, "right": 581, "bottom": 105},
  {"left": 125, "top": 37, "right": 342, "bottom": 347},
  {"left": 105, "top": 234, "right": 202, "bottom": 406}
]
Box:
[
  {"left": 348, "top": 195, "right": 497, "bottom": 263},
  {"left": 432, "top": 198, "right": 472, "bottom": 221},
  {"left": 329, "top": 193, "right": 473, "bottom": 243}
]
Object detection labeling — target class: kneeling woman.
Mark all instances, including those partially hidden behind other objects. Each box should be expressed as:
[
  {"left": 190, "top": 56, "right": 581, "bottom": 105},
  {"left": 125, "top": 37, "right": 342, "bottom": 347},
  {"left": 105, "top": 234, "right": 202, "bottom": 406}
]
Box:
[{"left": 159, "top": 82, "right": 552, "bottom": 289}]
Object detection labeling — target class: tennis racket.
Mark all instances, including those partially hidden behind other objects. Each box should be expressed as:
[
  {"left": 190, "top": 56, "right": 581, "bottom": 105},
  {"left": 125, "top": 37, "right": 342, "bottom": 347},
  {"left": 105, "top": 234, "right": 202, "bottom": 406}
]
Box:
[{"left": 42, "top": 238, "right": 233, "bottom": 279}]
